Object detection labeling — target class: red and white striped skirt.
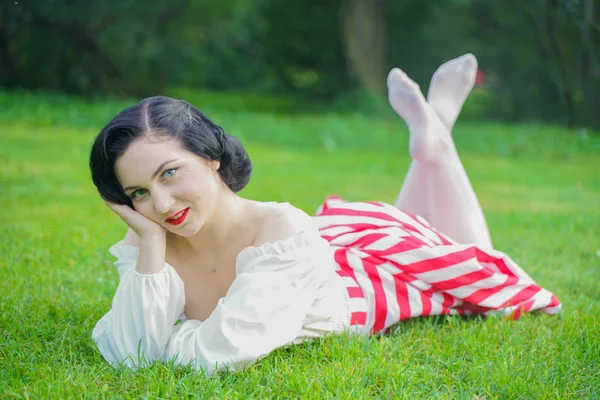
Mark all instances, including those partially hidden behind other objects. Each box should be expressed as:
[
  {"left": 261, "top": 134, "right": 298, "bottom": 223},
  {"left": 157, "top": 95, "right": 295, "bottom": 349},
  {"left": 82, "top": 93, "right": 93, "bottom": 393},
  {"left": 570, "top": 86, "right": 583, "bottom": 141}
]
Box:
[{"left": 313, "top": 196, "right": 562, "bottom": 335}]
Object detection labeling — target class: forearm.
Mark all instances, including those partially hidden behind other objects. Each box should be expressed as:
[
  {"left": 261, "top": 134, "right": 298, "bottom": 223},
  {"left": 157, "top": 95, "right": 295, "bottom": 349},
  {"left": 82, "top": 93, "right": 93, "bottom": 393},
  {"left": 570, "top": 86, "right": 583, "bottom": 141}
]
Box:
[
  {"left": 93, "top": 265, "right": 186, "bottom": 368},
  {"left": 135, "top": 233, "right": 166, "bottom": 274},
  {"left": 93, "top": 239, "right": 186, "bottom": 368}
]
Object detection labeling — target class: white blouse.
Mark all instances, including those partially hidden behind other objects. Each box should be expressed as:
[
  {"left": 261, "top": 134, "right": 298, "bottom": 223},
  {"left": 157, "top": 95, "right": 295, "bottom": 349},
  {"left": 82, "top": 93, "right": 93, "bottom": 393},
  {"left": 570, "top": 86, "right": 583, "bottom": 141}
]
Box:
[{"left": 92, "top": 204, "right": 354, "bottom": 376}]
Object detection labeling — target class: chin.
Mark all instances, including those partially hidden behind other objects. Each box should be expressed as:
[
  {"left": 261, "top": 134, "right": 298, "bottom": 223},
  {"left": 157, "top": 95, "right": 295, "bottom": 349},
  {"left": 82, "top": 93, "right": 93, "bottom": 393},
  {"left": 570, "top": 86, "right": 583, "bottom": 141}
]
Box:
[{"left": 168, "top": 218, "right": 204, "bottom": 237}]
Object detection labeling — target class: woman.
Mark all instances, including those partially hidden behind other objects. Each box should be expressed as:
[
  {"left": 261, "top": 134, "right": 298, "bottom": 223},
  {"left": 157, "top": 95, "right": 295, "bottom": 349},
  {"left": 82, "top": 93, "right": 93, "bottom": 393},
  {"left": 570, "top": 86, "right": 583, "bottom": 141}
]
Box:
[{"left": 89, "top": 54, "right": 561, "bottom": 375}]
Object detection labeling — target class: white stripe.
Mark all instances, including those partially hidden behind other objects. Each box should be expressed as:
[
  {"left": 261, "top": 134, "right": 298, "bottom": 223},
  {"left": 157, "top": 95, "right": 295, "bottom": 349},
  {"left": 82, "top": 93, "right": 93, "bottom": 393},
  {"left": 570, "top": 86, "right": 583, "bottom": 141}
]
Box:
[
  {"left": 406, "top": 283, "right": 423, "bottom": 317},
  {"left": 346, "top": 251, "right": 376, "bottom": 331},
  {"left": 314, "top": 214, "right": 401, "bottom": 228},
  {"left": 375, "top": 204, "right": 443, "bottom": 240},
  {"left": 480, "top": 261, "right": 503, "bottom": 274},
  {"left": 364, "top": 235, "right": 406, "bottom": 252},
  {"left": 444, "top": 274, "right": 506, "bottom": 300},
  {"left": 471, "top": 277, "right": 528, "bottom": 308},
  {"left": 385, "top": 245, "right": 466, "bottom": 268},
  {"left": 331, "top": 202, "right": 385, "bottom": 213},
  {"left": 377, "top": 261, "right": 402, "bottom": 275},
  {"left": 477, "top": 248, "right": 535, "bottom": 282},
  {"left": 379, "top": 267, "right": 399, "bottom": 329},
  {"left": 499, "top": 255, "right": 535, "bottom": 282},
  {"left": 338, "top": 276, "right": 361, "bottom": 292},
  {"left": 406, "top": 231, "right": 438, "bottom": 246},
  {"left": 407, "top": 278, "right": 431, "bottom": 291},
  {"left": 327, "top": 231, "right": 373, "bottom": 246},
  {"left": 349, "top": 297, "right": 369, "bottom": 313},
  {"left": 428, "top": 294, "right": 444, "bottom": 314},
  {"left": 318, "top": 225, "right": 355, "bottom": 237},
  {"left": 414, "top": 258, "right": 484, "bottom": 283},
  {"left": 430, "top": 292, "right": 446, "bottom": 307},
  {"left": 527, "top": 289, "right": 552, "bottom": 312}
]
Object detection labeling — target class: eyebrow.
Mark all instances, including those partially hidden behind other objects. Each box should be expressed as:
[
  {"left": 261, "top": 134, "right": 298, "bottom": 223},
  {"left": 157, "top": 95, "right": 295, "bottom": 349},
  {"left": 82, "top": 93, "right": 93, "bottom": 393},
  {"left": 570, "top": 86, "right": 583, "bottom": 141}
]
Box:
[{"left": 123, "top": 159, "right": 179, "bottom": 191}]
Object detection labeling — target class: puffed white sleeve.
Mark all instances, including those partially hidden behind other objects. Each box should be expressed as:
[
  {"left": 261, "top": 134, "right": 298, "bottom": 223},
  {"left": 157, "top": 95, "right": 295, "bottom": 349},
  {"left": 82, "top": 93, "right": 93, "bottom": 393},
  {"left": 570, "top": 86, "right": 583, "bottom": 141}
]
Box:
[
  {"left": 165, "top": 229, "right": 333, "bottom": 376},
  {"left": 92, "top": 242, "right": 186, "bottom": 368}
]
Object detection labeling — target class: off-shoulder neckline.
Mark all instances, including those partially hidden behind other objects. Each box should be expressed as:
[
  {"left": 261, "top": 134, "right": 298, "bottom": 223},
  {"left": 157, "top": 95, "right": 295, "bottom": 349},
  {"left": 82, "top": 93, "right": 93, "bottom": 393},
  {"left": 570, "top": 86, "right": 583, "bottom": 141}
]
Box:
[
  {"left": 109, "top": 201, "right": 320, "bottom": 271},
  {"left": 234, "top": 230, "right": 317, "bottom": 267}
]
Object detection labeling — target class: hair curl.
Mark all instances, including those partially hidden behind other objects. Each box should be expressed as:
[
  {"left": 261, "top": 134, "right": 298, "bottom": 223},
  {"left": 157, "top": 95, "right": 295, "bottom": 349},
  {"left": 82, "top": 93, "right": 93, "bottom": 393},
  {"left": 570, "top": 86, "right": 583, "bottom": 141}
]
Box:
[{"left": 89, "top": 96, "right": 252, "bottom": 207}]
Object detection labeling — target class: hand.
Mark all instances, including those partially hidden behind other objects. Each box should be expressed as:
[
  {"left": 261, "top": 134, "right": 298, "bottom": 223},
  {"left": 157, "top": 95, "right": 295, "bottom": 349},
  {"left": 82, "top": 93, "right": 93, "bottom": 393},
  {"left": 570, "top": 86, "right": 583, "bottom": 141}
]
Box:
[{"left": 105, "top": 201, "right": 166, "bottom": 239}]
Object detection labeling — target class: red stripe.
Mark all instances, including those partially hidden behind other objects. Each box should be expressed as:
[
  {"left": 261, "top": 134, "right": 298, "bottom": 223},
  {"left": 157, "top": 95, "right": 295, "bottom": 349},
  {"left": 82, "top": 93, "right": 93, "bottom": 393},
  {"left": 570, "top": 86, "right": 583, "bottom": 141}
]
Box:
[
  {"left": 323, "top": 195, "right": 344, "bottom": 206},
  {"left": 548, "top": 294, "right": 560, "bottom": 308},
  {"left": 394, "top": 271, "right": 418, "bottom": 283},
  {"left": 322, "top": 207, "right": 427, "bottom": 237},
  {"left": 318, "top": 197, "right": 561, "bottom": 328},
  {"left": 322, "top": 207, "right": 401, "bottom": 223},
  {"left": 335, "top": 270, "right": 350, "bottom": 278},
  {"left": 350, "top": 311, "right": 367, "bottom": 325},
  {"left": 334, "top": 249, "right": 356, "bottom": 281},
  {"left": 361, "top": 258, "right": 388, "bottom": 333},
  {"left": 432, "top": 229, "right": 453, "bottom": 245},
  {"left": 430, "top": 268, "right": 494, "bottom": 291},
  {"left": 344, "top": 232, "right": 389, "bottom": 249},
  {"left": 347, "top": 286, "right": 364, "bottom": 298},
  {"left": 441, "top": 292, "right": 455, "bottom": 308},
  {"left": 365, "top": 238, "right": 424, "bottom": 257},
  {"left": 461, "top": 274, "right": 519, "bottom": 305},
  {"left": 394, "top": 277, "right": 412, "bottom": 321},
  {"left": 318, "top": 223, "right": 397, "bottom": 242},
  {"left": 422, "top": 289, "right": 456, "bottom": 308},
  {"left": 522, "top": 299, "right": 535, "bottom": 313},
  {"left": 420, "top": 290, "right": 432, "bottom": 316},
  {"left": 499, "top": 284, "right": 542, "bottom": 309},
  {"left": 365, "top": 201, "right": 385, "bottom": 207},
  {"left": 474, "top": 248, "right": 515, "bottom": 277},
  {"left": 511, "top": 306, "right": 523, "bottom": 320},
  {"left": 400, "top": 247, "right": 476, "bottom": 275}
]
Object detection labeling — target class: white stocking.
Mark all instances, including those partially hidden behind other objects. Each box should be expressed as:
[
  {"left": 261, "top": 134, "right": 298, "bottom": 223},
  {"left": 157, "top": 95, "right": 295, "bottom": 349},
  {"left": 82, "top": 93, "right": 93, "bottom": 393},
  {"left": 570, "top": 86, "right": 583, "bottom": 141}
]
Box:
[{"left": 389, "top": 55, "right": 492, "bottom": 247}]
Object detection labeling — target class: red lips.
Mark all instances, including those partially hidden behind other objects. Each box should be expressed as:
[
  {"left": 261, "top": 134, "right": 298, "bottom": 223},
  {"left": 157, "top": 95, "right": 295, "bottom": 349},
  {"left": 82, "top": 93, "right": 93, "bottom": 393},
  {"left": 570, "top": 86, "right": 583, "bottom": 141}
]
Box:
[{"left": 165, "top": 208, "right": 189, "bottom": 225}]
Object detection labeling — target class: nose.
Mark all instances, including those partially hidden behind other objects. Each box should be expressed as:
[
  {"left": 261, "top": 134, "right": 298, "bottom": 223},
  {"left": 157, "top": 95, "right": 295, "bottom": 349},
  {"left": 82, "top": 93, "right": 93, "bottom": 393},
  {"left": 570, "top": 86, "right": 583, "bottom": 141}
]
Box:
[{"left": 152, "top": 188, "right": 176, "bottom": 216}]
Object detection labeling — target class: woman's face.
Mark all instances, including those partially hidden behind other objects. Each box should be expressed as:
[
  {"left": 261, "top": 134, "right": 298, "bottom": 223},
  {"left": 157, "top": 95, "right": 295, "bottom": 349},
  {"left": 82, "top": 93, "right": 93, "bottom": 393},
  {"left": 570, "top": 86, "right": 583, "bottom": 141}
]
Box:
[{"left": 114, "top": 136, "right": 222, "bottom": 237}]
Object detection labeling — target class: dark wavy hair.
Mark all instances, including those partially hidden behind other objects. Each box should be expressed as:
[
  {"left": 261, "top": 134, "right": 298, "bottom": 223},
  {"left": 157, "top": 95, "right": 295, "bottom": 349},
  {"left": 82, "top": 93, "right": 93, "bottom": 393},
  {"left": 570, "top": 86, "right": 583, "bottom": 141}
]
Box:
[{"left": 90, "top": 96, "right": 252, "bottom": 207}]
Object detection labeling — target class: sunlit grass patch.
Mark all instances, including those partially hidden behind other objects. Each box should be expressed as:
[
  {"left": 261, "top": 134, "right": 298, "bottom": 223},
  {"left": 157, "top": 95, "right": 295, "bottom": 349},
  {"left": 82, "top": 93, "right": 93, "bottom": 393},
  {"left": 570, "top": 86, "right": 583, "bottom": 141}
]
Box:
[{"left": 1, "top": 91, "right": 599, "bottom": 398}]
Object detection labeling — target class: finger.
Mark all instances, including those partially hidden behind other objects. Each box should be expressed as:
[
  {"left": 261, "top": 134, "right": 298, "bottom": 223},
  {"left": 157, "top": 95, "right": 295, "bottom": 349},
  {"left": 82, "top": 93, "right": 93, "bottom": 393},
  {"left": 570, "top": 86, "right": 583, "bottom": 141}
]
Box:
[{"left": 104, "top": 201, "right": 133, "bottom": 218}]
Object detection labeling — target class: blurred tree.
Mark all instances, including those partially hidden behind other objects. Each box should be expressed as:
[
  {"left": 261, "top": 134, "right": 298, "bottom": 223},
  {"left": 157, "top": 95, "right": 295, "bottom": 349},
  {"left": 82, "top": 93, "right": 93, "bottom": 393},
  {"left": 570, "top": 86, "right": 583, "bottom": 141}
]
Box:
[
  {"left": 0, "top": 0, "right": 598, "bottom": 128},
  {"left": 0, "top": 0, "right": 190, "bottom": 95},
  {"left": 341, "top": 0, "right": 387, "bottom": 96},
  {"left": 464, "top": 0, "right": 599, "bottom": 128}
]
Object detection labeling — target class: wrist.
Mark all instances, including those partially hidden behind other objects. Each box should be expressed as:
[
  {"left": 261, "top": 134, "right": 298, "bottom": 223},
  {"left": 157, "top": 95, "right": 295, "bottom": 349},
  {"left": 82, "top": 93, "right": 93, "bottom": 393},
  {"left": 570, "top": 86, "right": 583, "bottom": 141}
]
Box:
[
  {"left": 136, "top": 233, "right": 167, "bottom": 275},
  {"left": 139, "top": 230, "right": 166, "bottom": 243}
]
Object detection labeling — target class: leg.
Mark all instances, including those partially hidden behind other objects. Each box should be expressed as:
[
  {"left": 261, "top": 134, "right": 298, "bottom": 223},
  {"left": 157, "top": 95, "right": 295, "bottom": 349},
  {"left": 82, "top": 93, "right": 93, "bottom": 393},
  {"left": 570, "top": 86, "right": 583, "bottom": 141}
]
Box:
[
  {"left": 427, "top": 54, "right": 479, "bottom": 132},
  {"left": 388, "top": 59, "right": 492, "bottom": 247}
]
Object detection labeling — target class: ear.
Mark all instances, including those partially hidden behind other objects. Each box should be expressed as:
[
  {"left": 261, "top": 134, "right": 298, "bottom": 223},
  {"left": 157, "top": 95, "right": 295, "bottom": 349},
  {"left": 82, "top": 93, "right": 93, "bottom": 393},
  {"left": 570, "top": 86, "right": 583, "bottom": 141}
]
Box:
[{"left": 211, "top": 160, "right": 221, "bottom": 171}]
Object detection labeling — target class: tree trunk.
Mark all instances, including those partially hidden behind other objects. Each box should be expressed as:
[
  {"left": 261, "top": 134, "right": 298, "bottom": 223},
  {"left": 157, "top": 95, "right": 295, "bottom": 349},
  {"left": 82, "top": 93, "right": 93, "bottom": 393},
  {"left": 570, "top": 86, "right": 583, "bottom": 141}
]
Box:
[
  {"left": 0, "top": 24, "right": 18, "bottom": 87},
  {"left": 545, "top": 0, "right": 576, "bottom": 127},
  {"left": 18, "top": 0, "right": 131, "bottom": 94},
  {"left": 341, "top": 0, "right": 387, "bottom": 96},
  {"left": 581, "top": 0, "right": 598, "bottom": 127}
]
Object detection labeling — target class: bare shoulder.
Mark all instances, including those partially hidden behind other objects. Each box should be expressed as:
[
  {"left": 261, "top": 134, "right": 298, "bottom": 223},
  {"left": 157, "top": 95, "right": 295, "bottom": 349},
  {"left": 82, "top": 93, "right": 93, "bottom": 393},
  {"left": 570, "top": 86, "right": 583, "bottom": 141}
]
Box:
[
  {"left": 123, "top": 228, "right": 140, "bottom": 246},
  {"left": 251, "top": 203, "right": 311, "bottom": 247}
]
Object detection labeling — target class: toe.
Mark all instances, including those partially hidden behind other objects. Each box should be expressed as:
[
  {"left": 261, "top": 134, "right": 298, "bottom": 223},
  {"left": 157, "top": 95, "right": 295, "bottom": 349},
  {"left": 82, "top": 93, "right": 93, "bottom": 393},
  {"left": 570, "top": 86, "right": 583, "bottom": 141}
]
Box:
[
  {"left": 459, "top": 53, "right": 478, "bottom": 70},
  {"left": 387, "top": 68, "right": 406, "bottom": 87}
]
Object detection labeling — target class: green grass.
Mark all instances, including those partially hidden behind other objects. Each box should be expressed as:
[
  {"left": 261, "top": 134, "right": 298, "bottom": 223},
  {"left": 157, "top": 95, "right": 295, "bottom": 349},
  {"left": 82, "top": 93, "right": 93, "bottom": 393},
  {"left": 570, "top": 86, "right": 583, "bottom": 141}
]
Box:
[{"left": 1, "top": 90, "right": 599, "bottom": 399}]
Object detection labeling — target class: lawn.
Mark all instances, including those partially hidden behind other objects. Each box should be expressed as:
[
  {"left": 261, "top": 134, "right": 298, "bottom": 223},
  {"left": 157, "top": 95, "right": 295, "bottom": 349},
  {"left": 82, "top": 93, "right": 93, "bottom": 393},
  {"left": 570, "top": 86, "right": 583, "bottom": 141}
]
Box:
[{"left": 1, "top": 90, "right": 599, "bottom": 399}]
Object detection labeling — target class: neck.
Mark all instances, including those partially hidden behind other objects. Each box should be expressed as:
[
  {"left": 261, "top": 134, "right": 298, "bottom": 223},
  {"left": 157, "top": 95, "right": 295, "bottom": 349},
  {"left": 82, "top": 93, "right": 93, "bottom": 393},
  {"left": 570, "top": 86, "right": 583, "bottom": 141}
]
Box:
[{"left": 175, "top": 190, "right": 252, "bottom": 256}]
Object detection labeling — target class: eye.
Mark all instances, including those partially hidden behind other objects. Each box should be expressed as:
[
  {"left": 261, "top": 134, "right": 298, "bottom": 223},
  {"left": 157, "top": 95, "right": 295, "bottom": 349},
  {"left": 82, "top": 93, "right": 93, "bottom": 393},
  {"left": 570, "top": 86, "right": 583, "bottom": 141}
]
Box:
[
  {"left": 130, "top": 188, "right": 148, "bottom": 200},
  {"left": 160, "top": 168, "right": 178, "bottom": 182}
]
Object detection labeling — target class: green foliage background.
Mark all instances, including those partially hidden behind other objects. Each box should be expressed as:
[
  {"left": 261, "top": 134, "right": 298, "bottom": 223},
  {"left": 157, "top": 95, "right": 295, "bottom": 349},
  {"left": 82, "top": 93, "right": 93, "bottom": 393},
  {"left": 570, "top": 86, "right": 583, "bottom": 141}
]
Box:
[{"left": 1, "top": 0, "right": 599, "bottom": 128}]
